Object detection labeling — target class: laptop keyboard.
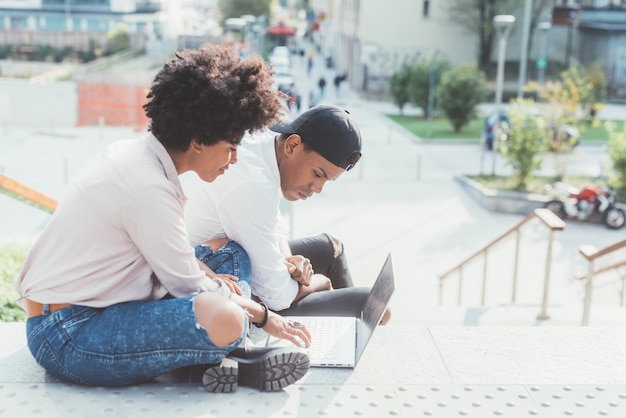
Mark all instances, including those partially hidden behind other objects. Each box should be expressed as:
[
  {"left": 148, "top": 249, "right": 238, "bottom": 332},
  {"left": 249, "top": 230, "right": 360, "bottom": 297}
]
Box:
[{"left": 300, "top": 318, "right": 342, "bottom": 360}]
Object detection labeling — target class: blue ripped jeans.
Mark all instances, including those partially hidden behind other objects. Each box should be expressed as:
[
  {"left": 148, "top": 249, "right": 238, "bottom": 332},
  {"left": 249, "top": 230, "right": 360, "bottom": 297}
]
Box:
[
  {"left": 195, "top": 241, "right": 252, "bottom": 299},
  {"left": 26, "top": 296, "right": 248, "bottom": 386}
]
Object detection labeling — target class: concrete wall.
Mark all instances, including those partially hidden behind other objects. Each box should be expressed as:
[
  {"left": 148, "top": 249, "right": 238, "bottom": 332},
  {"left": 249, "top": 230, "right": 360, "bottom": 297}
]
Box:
[
  {"left": 0, "top": 79, "right": 150, "bottom": 129},
  {"left": 0, "top": 78, "right": 77, "bottom": 127}
]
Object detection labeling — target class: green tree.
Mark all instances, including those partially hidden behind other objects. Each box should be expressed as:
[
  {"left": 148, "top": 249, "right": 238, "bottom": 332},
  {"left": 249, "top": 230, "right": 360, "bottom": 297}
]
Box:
[
  {"left": 107, "top": 24, "right": 130, "bottom": 55},
  {"left": 526, "top": 61, "right": 606, "bottom": 152},
  {"left": 388, "top": 63, "right": 413, "bottom": 115},
  {"left": 445, "top": 0, "right": 551, "bottom": 74},
  {"left": 436, "top": 64, "right": 490, "bottom": 133},
  {"left": 406, "top": 56, "right": 451, "bottom": 119},
  {"left": 218, "top": 0, "right": 271, "bottom": 21},
  {"left": 580, "top": 61, "right": 607, "bottom": 120},
  {"left": 445, "top": 0, "right": 515, "bottom": 73},
  {"left": 606, "top": 121, "right": 626, "bottom": 194},
  {"left": 499, "top": 100, "right": 550, "bottom": 190}
]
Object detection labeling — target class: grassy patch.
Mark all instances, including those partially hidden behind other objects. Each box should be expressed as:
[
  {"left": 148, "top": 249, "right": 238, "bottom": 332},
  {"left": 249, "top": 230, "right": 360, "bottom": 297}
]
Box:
[
  {"left": 386, "top": 114, "right": 483, "bottom": 140},
  {"left": 467, "top": 175, "right": 600, "bottom": 193},
  {"left": 577, "top": 121, "right": 612, "bottom": 141},
  {"left": 386, "top": 113, "right": 617, "bottom": 142},
  {"left": 0, "top": 242, "right": 29, "bottom": 322}
]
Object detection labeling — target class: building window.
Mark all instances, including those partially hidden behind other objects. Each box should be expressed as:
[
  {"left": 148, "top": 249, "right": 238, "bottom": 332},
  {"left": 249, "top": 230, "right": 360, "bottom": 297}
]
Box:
[
  {"left": 423, "top": 0, "right": 430, "bottom": 18},
  {"left": 10, "top": 16, "right": 28, "bottom": 29}
]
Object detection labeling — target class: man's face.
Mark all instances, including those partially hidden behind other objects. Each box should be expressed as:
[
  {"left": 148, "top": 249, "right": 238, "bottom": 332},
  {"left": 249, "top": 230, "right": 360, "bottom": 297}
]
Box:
[{"left": 279, "top": 135, "right": 344, "bottom": 201}]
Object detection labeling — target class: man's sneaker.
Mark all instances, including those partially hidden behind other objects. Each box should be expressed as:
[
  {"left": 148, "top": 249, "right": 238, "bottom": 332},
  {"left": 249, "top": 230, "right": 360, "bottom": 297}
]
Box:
[{"left": 202, "top": 345, "right": 310, "bottom": 393}]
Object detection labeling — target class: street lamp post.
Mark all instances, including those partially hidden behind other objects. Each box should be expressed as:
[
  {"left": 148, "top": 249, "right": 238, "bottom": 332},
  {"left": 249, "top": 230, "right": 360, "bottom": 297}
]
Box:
[
  {"left": 537, "top": 21, "right": 551, "bottom": 86},
  {"left": 491, "top": 15, "right": 515, "bottom": 176},
  {"left": 565, "top": 10, "right": 578, "bottom": 69},
  {"left": 517, "top": 0, "right": 533, "bottom": 99}
]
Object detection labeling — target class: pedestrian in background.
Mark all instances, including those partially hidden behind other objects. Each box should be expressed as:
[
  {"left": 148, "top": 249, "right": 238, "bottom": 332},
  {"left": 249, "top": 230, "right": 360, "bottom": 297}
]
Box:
[{"left": 318, "top": 76, "right": 326, "bottom": 97}]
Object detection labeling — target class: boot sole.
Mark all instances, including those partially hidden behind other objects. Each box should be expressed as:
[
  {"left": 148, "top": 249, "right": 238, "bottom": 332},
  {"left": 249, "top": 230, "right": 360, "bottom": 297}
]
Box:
[
  {"left": 236, "top": 348, "right": 310, "bottom": 392},
  {"left": 202, "top": 357, "right": 238, "bottom": 393}
]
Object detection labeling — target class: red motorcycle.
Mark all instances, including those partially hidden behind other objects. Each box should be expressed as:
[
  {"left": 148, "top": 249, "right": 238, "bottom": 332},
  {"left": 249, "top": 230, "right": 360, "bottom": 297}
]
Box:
[{"left": 544, "top": 182, "right": 626, "bottom": 229}]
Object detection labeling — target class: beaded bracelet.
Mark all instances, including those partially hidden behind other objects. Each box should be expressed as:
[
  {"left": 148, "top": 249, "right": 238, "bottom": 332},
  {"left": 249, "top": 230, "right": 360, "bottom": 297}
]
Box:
[{"left": 252, "top": 301, "right": 269, "bottom": 328}]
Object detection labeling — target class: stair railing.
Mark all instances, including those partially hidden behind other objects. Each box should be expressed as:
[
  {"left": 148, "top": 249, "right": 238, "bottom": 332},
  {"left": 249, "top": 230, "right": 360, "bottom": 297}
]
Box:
[
  {"left": 579, "top": 239, "right": 626, "bottom": 325},
  {"left": 438, "top": 208, "right": 566, "bottom": 319}
]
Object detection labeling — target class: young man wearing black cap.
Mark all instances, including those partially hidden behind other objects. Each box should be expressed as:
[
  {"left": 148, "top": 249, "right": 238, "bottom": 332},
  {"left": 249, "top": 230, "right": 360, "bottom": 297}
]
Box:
[{"left": 183, "top": 105, "right": 389, "bottom": 320}]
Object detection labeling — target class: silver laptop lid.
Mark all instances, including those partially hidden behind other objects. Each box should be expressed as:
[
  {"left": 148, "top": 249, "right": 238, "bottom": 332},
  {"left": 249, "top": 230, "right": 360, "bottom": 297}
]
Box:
[{"left": 355, "top": 253, "right": 395, "bottom": 363}]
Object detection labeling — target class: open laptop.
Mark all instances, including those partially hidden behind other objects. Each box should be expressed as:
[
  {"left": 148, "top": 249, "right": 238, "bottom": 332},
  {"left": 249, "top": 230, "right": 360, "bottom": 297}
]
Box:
[{"left": 268, "top": 253, "right": 395, "bottom": 368}]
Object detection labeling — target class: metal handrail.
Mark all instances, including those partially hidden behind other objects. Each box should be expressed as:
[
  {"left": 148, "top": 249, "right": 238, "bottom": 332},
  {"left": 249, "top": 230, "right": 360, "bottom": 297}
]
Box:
[
  {"left": 579, "top": 239, "right": 626, "bottom": 325},
  {"left": 0, "top": 173, "right": 57, "bottom": 213},
  {"left": 438, "top": 208, "right": 566, "bottom": 318}
]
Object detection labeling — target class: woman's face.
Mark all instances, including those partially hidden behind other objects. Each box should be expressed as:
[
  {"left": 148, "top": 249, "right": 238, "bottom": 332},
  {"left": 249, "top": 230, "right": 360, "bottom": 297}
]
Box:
[{"left": 192, "top": 140, "right": 238, "bottom": 183}]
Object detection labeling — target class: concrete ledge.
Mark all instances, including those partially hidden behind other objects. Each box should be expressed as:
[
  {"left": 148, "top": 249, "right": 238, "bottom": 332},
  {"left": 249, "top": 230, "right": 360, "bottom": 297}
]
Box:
[
  {"left": 456, "top": 175, "right": 551, "bottom": 215},
  {"left": 2, "top": 321, "right": 626, "bottom": 416}
]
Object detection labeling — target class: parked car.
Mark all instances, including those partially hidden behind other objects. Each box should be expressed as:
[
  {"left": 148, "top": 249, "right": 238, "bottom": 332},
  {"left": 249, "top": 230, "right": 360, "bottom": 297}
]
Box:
[
  {"left": 481, "top": 110, "right": 580, "bottom": 152},
  {"left": 269, "top": 54, "right": 291, "bottom": 69},
  {"left": 272, "top": 70, "right": 295, "bottom": 90},
  {"left": 270, "top": 46, "right": 290, "bottom": 60}
]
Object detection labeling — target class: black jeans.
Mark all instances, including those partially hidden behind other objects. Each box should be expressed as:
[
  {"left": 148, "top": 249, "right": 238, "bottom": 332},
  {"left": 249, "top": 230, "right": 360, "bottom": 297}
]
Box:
[{"left": 276, "top": 233, "right": 370, "bottom": 318}]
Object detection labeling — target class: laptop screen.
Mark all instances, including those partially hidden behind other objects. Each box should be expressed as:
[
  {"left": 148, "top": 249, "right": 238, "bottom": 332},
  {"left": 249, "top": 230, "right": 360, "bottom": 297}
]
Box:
[{"left": 355, "top": 253, "right": 395, "bottom": 363}]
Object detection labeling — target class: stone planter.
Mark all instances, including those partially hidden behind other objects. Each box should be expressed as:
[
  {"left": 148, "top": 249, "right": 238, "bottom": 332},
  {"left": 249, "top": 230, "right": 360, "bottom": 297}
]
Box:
[{"left": 456, "top": 175, "right": 552, "bottom": 215}]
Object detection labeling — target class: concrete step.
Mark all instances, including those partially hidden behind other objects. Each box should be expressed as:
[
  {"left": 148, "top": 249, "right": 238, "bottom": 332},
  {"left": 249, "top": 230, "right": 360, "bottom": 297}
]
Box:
[
  {"left": 3, "top": 320, "right": 626, "bottom": 417},
  {"left": 413, "top": 305, "right": 626, "bottom": 327}
]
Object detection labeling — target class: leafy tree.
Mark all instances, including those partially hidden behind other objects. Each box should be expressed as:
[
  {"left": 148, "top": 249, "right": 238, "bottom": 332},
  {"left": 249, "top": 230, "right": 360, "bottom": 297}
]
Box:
[
  {"left": 526, "top": 61, "right": 607, "bottom": 152},
  {"left": 445, "top": 0, "right": 515, "bottom": 73},
  {"left": 107, "top": 24, "right": 130, "bottom": 55},
  {"left": 218, "top": 0, "right": 271, "bottom": 21},
  {"left": 436, "top": 64, "right": 490, "bottom": 133},
  {"left": 499, "top": 100, "right": 550, "bottom": 190},
  {"left": 445, "top": 0, "right": 551, "bottom": 74},
  {"left": 388, "top": 63, "right": 413, "bottom": 115},
  {"left": 579, "top": 62, "right": 607, "bottom": 120},
  {"left": 406, "top": 56, "right": 451, "bottom": 119},
  {"left": 606, "top": 121, "right": 626, "bottom": 194}
]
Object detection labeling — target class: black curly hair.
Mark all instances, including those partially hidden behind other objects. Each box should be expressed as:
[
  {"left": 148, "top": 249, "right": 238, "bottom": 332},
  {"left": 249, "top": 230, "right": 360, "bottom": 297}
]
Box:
[{"left": 144, "top": 44, "right": 286, "bottom": 151}]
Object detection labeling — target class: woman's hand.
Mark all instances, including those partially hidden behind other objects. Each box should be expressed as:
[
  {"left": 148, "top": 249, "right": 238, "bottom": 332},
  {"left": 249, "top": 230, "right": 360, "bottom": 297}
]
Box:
[
  {"left": 263, "top": 311, "right": 311, "bottom": 348},
  {"left": 213, "top": 274, "right": 242, "bottom": 296}
]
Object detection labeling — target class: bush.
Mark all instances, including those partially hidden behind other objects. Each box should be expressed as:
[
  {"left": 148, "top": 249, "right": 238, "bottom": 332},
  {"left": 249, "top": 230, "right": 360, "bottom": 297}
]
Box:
[
  {"left": 436, "top": 64, "right": 489, "bottom": 133},
  {"left": 388, "top": 63, "right": 413, "bottom": 115},
  {"left": 499, "top": 100, "right": 551, "bottom": 190},
  {"left": 406, "top": 56, "right": 451, "bottom": 119},
  {"left": 607, "top": 121, "right": 626, "bottom": 194},
  {"left": 107, "top": 25, "right": 131, "bottom": 55},
  {"left": 0, "top": 242, "right": 29, "bottom": 322}
]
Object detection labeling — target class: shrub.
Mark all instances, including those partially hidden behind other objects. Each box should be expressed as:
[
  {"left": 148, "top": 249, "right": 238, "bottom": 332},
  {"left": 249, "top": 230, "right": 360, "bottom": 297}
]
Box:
[
  {"left": 0, "top": 242, "right": 29, "bottom": 322},
  {"left": 436, "top": 64, "right": 490, "bottom": 133},
  {"left": 388, "top": 63, "right": 413, "bottom": 115},
  {"left": 107, "top": 24, "right": 131, "bottom": 55},
  {"left": 606, "top": 121, "right": 626, "bottom": 194},
  {"left": 499, "top": 100, "right": 550, "bottom": 190},
  {"left": 407, "top": 56, "right": 451, "bottom": 119}
]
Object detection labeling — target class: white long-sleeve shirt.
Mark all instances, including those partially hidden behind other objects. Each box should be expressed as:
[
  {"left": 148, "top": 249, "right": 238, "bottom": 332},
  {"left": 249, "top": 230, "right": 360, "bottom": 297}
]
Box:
[
  {"left": 182, "top": 134, "right": 299, "bottom": 310},
  {"left": 16, "top": 134, "right": 222, "bottom": 308}
]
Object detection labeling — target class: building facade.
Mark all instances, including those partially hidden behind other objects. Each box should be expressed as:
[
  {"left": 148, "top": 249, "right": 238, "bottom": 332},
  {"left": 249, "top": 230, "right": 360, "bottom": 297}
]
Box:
[
  {"left": 0, "top": 0, "right": 163, "bottom": 51},
  {"left": 310, "top": 0, "right": 626, "bottom": 99}
]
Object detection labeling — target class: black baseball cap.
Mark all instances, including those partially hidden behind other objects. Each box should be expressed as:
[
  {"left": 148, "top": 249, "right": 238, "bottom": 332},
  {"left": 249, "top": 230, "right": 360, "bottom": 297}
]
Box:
[{"left": 270, "top": 105, "right": 362, "bottom": 171}]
